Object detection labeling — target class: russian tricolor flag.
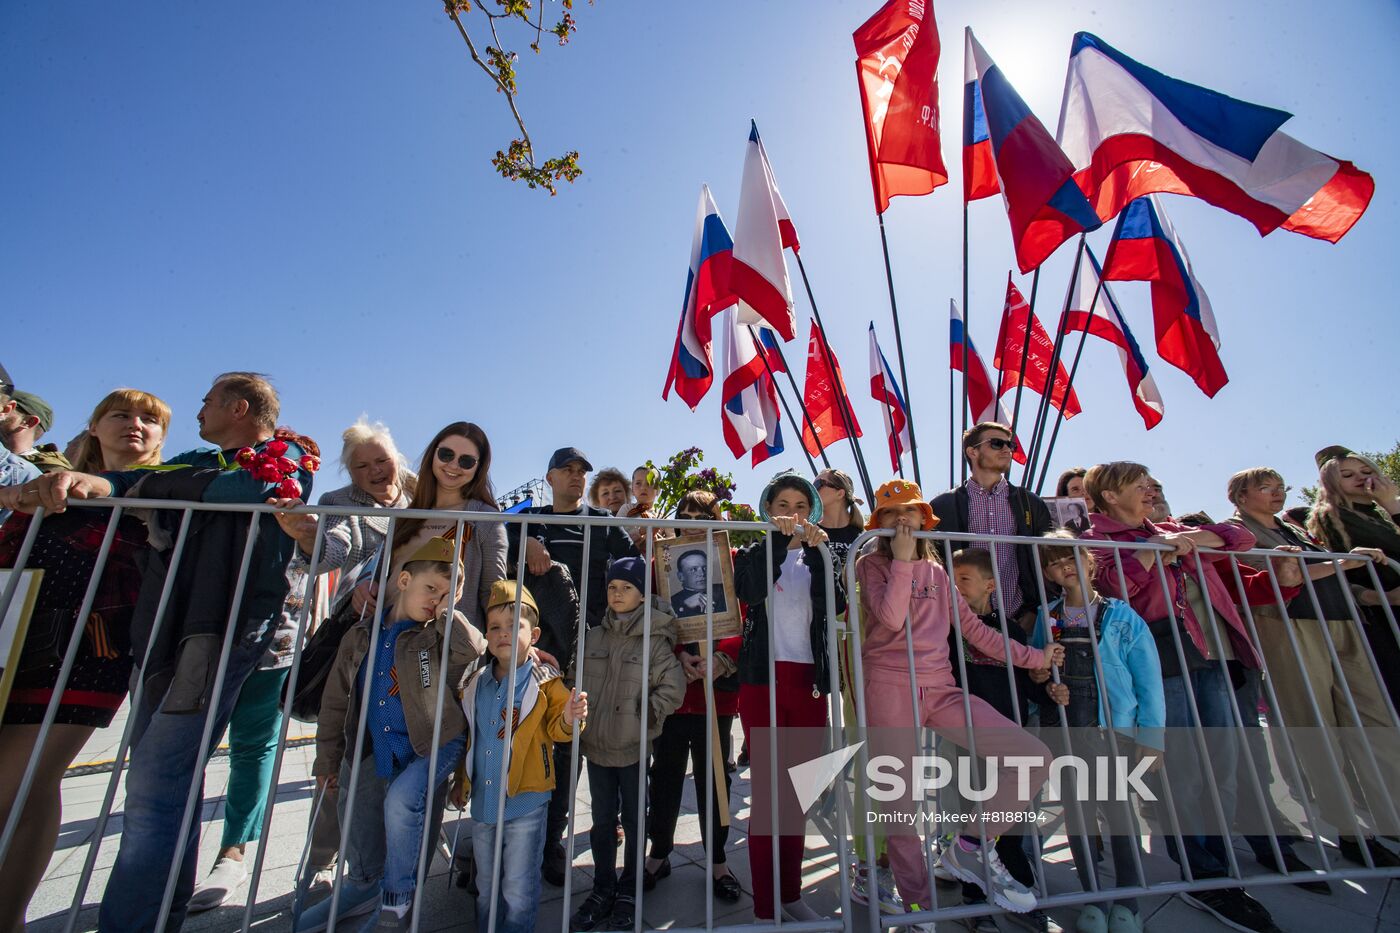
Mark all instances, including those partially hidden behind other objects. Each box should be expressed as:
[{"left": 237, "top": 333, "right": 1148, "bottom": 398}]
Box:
[
  {"left": 964, "top": 29, "right": 1102, "bottom": 273},
  {"left": 730, "top": 121, "right": 798, "bottom": 342},
  {"left": 1102, "top": 195, "right": 1226, "bottom": 398},
  {"left": 721, "top": 308, "right": 785, "bottom": 465},
  {"left": 1057, "top": 32, "right": 1373, "bottom": 243},
  {"left": 949, "top": 300, "right": 1025, "bottom": 463},
  {"left": 1063, "top": 248, "right": 1165, "bottom": 429},
  {"left": 663, "top": 186, "right": 738, "bottom": 410},
  {"left": 868, "top": 323, "right": 910, "bottom": 472}
]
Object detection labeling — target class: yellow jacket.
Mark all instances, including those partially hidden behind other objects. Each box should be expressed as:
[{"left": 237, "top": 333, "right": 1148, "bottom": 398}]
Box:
[{"left": 457, "top": 659, "right": 583, "bottom": 800}]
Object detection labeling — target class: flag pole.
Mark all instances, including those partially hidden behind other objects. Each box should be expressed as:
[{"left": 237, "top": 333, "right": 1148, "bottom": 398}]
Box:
[
  {"left": 1033, "top": 276, "right": 1103, "bottom": 494},
  {"left": 765, "top": 336, "right": 834, "bottom": 472},
  {"left": 793, "top": 255, "right": 877, "bottom": 502},
  {"left": 959, "top": 203, "right": 970, "bottom": 484},
  {"left": 1005, "top": 268, "right": 1041, "bottom": 434},
  {"left": 749, "top": 325, "right": 822, "bottom": 476},
  {"left": 1021, "top": 236, "right": 1086, "bottom": 485},
  {"left": 877, "top": 213, "right": 923, "bottom": 488}
]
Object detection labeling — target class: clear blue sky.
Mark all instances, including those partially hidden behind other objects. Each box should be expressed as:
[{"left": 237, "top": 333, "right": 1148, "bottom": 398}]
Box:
[{"left": 3, "top": 1, "right": 1396, "bottom": 518}]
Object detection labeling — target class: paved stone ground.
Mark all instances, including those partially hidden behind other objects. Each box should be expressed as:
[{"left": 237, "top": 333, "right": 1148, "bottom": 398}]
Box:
[{"left": 26, "top": 705, "right": 1400, "bottom": 932}]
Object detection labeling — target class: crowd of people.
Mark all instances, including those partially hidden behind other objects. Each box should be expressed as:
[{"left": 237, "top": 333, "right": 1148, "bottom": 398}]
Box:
[{"left": 0, "top": 368, "right": 1398, "bottom": 933}]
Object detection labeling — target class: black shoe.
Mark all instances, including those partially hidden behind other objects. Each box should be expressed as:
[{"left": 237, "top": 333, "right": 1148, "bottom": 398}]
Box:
[
  {"left": 570, "top": 892, "right": 615, "bottom": 932},
  {"left": 453, "top": 853, "right": 479, "bottom": 895},
  {"left": 642, "top": 858, "right": 671, "bottom": 892},
  {"left": 725, "top": 758, "right": 736, "bottom": 774},
  {"left": 1180, "top": 888, "right": 1280, "bottom": 933},
  {"left": 1339, "top": 836, "right": 1400, "bottom": 868},
  {"left": 543, "top": 842, "right": 567, "bottom": 887},
  {"left": 737, "top": 746, "right": 749, "bottom": 769},
  {"left": 1256, "top": 850, "right": 1331, "bottom": 895},
  {"left": 604, "top": 897, "right": 635, "bottom": 931},
  {"left": 712, "top": 871, "right": 742, "bottom": 903}
]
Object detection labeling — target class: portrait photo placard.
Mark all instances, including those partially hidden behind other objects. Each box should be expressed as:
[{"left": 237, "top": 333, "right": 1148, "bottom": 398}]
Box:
[{"left": 656, "top": 531, "right": 740, "bottom": 643}]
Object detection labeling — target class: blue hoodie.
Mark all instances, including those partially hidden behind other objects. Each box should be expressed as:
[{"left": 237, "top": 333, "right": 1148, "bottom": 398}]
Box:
[{"left": 1030, "top": 596, "right": 1165, "bottom": 750}]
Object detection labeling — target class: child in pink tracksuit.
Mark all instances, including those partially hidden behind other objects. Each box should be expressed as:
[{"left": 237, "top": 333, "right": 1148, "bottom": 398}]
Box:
[{"left": 857, "top": 480, "right": 1062, "bottom": 919}]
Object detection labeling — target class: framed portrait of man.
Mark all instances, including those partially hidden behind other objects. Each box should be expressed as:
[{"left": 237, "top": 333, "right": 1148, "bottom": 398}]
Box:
[
  {"left": 656, "top": 532, "right": 740, "bottom": 642},
  {"left": 1045, "top": 496, "right": 1090, "bottom": 534}
]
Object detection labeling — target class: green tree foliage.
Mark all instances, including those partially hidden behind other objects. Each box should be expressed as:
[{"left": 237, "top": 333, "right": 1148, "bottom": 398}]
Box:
[
  {"left": 442, "top": 0, "right": 585, "bottom": 194},
  {"left": 1301, "top": 440, "right": 1400, "bottom": 504}
]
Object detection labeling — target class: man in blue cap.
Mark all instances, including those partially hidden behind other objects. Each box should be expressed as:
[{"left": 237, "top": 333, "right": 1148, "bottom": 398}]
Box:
[{"left": 504, "top": 446, "right": 638, "bottom": 887}]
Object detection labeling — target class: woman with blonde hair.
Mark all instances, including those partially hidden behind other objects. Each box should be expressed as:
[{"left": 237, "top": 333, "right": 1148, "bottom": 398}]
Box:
[
  {"left": 0, "top": 387, "right": 170, "bottom": 930},
  {"left": 1227, "top": 464, "right": 1400, "bottom": 869},
  {"left": 1308, "top": 446, "right": 1400, "bottom": 708}
]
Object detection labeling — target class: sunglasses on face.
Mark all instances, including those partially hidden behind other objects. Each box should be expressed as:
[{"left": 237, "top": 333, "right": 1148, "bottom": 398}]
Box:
[
  {"left": 435, "top": 447, "right": 479, "bottom": 471},
  {"left": 813, "top": 478, "right": 841, "bottom": 492},
  {"left": 676, "top": 511, "right": 710, "bottom": 521},
  {"left": 976, "top": 438, "right": 1015, "bottom": 451}
]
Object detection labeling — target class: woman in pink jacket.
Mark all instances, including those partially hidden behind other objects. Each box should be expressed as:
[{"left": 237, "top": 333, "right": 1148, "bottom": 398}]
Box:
[{"left": 856, "top": 480, "right": 1061, "bottom": 921}]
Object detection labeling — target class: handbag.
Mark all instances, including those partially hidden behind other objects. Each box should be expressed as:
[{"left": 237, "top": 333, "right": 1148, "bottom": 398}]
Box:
[{"left": 285, "top": 599, "right": 366, "bottom": 723}]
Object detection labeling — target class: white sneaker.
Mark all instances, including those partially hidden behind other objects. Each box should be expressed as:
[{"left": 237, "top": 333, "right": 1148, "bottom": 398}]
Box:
[
  {"left": 781, "top": 899, "right": 825, "bottom": 922},
  {"left": 850, "top": 863, "right": 904, "bottom": 913},
  {"left": 927, "top": 836, "right": 957, "bottom": 883},
  {"left": 936, "top": 838, "right": 1036, "bottom": 914},
  {"left": 187, "top": 857, "right": 247, "bottom": 913}
]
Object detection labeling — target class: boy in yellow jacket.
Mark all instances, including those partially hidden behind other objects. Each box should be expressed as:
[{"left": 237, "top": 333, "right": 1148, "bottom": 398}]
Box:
[{"left": 458, "top": 581, "right": 587, "bottom": 933}]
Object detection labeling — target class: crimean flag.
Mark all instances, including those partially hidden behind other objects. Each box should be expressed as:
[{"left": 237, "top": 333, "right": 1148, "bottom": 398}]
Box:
[
  {"left": 964, "top": 29, "right": 1102, "bottom": 273},
  {"left": 663, "top": 185, "right": 738, "bottom": 409},
  {"left": 800, "top": 320, "right": 862, "bottom": 457},
  {"left": 1063, "top": 248, "right": 1165, "bottom": 429},
  {"left": 1101, "top": 194, "right": 1227, "bottom": 398},
  {"left": 720, "top": 308, "right": 785, "bottom": 464},
  {"left": 853, "top": 0, "right": 948, "bottom": 214},
  {"left": 868, "top": 323, "right": 910, "bottom": 472},
  {"left": 731, "top": 122, "right": 797, "bottom": 341},
  {"left": 992, "top": 273, "right": 1082, "bottom": 417},
  {"left": 949, "top": 299, "right": 1026, "bottom": 463},
  {"left": 1058, "top": 32, "right": 1373, "bottom": 242}
]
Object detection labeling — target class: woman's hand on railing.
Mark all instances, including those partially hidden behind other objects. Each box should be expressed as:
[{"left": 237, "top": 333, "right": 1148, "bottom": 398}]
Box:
[
  {"left": 1266, "top": 546, "right": 1305, "bottom": 588},
  {"left": 266, "top": 497, "right": 318, "bottom": 551},
  {"left": 1, "top": 471, "right": 113, "bottom": 514},
  {"left": 1040, "top": 643, "right": 1065, "bottom": 670}
]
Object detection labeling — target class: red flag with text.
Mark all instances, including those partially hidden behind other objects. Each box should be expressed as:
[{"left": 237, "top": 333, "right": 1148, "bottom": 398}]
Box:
[
  {"left": 853, "top": 0, "right": 948, "bottom": 214},
  {"left": 992, "top": 274, "right": 1081, "bottom": 417},
  {"left": 801, "top": 321, "right": 862, "bottom": 456}
]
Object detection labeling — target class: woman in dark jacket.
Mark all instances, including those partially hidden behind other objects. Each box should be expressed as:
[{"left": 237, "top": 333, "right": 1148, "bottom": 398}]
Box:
[
  {"left": 0, "top": 388, "right": 169, "bottom": 929},
  {"left": 734, "top": 471, "right": 845, "bottom": 923}
]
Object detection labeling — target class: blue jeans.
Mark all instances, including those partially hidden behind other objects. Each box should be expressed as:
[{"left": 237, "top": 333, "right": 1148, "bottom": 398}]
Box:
[
  {"left": 99, "top": 628, "right": 271, "bottom": 933},
  {"left": 381, "top": 735, "right": 467, "bottom": 905},
  {"left": 1160, "top": 665, "right": 1239, "bottom": 879},
  {"left": 472, "top": 802, "right": 548, "bottom": 933}
]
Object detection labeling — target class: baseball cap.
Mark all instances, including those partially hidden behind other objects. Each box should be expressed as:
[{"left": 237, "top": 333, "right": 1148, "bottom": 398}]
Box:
[{"left": 548, "top": 447, "right": 594, "bottom": 472}]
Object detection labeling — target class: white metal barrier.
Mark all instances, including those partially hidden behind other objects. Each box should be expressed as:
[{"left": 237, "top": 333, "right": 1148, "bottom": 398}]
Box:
[{"left": 2, "top": 500, "right": 1399, "bottom": 932}]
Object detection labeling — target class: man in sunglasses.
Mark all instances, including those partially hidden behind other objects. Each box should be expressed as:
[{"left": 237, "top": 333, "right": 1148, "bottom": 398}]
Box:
[
  {"left": 0, "top": 365, "right": 42, "bottom": 523},
  {"left": 930, "top": 422, "right": 1053, "bottom": 633}
]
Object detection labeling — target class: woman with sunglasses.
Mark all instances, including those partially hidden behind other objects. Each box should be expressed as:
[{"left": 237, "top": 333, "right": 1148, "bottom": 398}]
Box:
[{"left": 367, "top": 422, "right": 507, "bottom": 623}]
